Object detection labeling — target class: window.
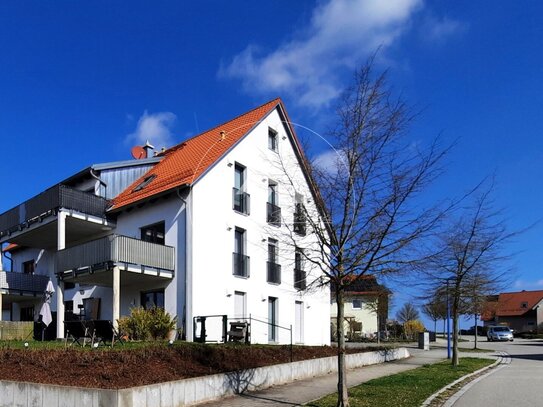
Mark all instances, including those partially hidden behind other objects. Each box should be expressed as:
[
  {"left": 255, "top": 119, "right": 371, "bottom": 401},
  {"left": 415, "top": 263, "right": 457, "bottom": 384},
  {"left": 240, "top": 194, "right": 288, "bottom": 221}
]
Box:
[
  {"left": 141, "top": 221, "right": 165, "bottom": 245},
  {"left": 268, "top": 297, "right": 278, "bottom": 342},
  {"left": 267, "top": 238, "right": 281, "bottom": 284},
  {"left": 20, "top": 306, "right": 34, "bottom": 322},
  {"left": 141, "top": 289, "right": 165, "bottom": 309},
  {"left": 294, "top": 248, "right": 306, "bottom": 290},
  {"left": 294, "top": 193, "right": 306, "bottom": 236},
  {"left": 133, "top": 174, "right": 156, "bottom": 192},
  {"left": 234, "top": 291, "right": 247, "bottom": 319},
  {"left": 233, "top": 227, "right": 249, "bottom": 277},
  {"left": 352, "top": 299, "right": 362, "bottom": 309},
  {"left": 233, "top": 163, "right": 250, "bottom": 214},
  {"left": 22, "top": 260, "right": 35, "bottom": 274},
  {"left": 267, "top": 181, "right": 281, "bottom": 226},
  {"left": 521, "top": 302, "right": 528, "bottom": 309},
  {"left": 268, "top": 127, "right": 278, "bottom": 151}
]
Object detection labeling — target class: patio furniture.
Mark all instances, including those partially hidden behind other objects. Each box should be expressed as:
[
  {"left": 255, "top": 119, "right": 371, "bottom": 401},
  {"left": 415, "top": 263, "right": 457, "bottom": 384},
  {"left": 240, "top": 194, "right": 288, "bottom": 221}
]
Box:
[
  {"left": 92, "top": 320, "right": 125, "bottom": 347},
  {"left": 64, "top": 320, "right": 94, "bottom": 347},
  {"left": 227, "top": 321, "right": 250, "bottom": 343}
]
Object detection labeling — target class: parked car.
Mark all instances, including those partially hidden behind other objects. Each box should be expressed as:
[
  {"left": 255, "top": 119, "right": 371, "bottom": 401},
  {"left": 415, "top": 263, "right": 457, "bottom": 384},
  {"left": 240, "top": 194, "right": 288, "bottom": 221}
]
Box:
[{"left": 487, "top": 326, "right": 513, "bottom": 342}]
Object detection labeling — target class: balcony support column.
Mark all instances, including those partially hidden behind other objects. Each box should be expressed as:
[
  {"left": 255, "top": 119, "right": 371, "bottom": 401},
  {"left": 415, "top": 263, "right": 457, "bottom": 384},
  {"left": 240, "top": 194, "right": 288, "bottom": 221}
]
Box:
[
  {"left": 56, "top": 210, "right": 66, "bottom": 339},
  {"left": 0, "top": 291, "right": 3, "bottom": 321},
  {"left": 112, "top": 266, "right": 120, "bottom": 329}
]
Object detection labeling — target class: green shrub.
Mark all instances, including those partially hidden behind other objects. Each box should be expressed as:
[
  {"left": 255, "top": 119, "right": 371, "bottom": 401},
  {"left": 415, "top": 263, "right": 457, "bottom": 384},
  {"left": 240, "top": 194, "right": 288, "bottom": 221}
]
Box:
[{"left": 118, "top": 307, "right": 177, "bottom": 341}]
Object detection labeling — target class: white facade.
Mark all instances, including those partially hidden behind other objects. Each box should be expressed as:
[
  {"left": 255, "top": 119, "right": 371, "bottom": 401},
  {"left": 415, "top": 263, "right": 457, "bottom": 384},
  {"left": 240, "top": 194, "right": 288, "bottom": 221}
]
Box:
[
  {"left": 0, "top": 103, "right": 330, "bottom": 346},
  {"left": 330, "top": 296, "right": 379, "bottom": 337}
]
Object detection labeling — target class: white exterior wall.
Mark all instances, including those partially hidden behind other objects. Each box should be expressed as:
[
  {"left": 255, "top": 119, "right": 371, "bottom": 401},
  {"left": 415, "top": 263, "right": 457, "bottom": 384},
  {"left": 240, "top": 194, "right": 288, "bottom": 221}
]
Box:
[
  {"left": 190, "top": 109, "right": 330, "bottom": 345},
  {"left": 114, "top": 197, "right": 186, "bottom": 329}
]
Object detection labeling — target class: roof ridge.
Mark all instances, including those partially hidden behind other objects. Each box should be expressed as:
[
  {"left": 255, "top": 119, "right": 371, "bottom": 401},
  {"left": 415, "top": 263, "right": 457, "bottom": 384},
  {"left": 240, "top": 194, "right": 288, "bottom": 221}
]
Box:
[{"left": 159, "top": 98, "right": 282, "bottom": 156}]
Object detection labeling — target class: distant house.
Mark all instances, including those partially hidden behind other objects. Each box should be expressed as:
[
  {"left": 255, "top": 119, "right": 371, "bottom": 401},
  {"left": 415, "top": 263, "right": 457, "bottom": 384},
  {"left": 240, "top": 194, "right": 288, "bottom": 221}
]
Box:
[
  {"left": 481, "top": 289, "right": 543, "bottom": 332},
  {"left": 330, "top": 276, "right": 389, "bottom": 340}
]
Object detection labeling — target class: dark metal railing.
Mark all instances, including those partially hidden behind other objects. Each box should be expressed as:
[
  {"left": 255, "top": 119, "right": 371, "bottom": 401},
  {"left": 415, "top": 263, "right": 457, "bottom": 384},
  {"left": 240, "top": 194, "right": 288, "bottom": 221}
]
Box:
[
  {"left": 267, "top": 261, "right": 281, "bottom": 284},
  {"left": 0, "top": 271, "right": 49, "bottom": 293},
  {"left": 232, "top": 252, "right": 250, "bottom": 277},
  {"left": 57, "top": 235, "right": 175, "bottom": 273},
  {"left": 232, "top": 188, "right": 250, "bottom": 214},
  {"left": 0, "top": 184, "right": 111, "bottom": 238},
  {"left": 293, "top": 204, "right": 307, "bottom": 236},
  {"left": 267, "top": 202, "right": 281, "bottom": 226},
  {"left": 294, "top": 268, "right": 307, "bottom": 290}
]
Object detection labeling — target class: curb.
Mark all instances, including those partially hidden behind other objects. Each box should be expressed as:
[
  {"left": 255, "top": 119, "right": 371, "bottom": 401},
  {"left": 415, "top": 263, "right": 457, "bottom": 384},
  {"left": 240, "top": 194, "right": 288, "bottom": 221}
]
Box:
[{"left": 420, "top": 352, "right": 506, "bottom": 407}]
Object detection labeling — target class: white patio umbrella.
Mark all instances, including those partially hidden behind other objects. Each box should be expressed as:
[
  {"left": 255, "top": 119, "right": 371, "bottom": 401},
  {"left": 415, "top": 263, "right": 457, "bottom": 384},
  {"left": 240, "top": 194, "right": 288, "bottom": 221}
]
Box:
[{"left": 39, "top": 280, "right": 55, "bottom": 328}]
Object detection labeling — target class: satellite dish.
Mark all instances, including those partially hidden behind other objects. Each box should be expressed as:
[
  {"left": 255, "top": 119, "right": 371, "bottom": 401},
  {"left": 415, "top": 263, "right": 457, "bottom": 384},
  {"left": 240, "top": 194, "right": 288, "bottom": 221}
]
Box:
[{"left": 131, "top": 146, "right": 147, "bottom": 160}]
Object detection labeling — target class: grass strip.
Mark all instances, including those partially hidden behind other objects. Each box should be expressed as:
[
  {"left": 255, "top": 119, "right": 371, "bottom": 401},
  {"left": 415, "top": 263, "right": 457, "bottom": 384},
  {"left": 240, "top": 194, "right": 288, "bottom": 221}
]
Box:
[{"left": 310, "top": 357, "right": 494, "bottom": 407}]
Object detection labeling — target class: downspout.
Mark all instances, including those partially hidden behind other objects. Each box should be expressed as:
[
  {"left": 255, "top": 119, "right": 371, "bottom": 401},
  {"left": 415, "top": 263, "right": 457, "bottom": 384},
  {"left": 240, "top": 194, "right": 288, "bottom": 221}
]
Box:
[
  {"left": 176, "top": 187, "right": 191, "bottom": 341},
  {"left": 90, "top": 168, "right": 108, "bottom": 198}
]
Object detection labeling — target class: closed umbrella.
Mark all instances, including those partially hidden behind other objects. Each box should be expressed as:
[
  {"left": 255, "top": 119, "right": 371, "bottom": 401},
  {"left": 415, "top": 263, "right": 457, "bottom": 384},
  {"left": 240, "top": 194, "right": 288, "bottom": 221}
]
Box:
[{"left": 38, "top": 281, "right": 55, "bottom": 339}]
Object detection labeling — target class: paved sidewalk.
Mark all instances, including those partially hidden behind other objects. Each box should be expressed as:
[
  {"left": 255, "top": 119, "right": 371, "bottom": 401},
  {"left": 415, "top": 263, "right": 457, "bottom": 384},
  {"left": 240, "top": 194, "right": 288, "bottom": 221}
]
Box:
[{"left": 200, "top": 345, "right": 449, "bottom": 407}]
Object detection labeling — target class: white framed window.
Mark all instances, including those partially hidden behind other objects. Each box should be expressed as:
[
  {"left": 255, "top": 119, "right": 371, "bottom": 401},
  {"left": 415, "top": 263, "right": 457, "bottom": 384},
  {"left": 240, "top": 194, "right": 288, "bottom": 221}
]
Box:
[
  {"left": 268, "top": 127, "right": 278, "bottom": 151},
  {"left": 352, "top": 299, "right": 362, "bottom": 309}
]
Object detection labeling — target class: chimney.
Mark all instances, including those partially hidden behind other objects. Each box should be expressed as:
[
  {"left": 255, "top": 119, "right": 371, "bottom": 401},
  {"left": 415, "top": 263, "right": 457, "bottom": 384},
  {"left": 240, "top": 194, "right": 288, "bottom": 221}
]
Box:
[{"left": 143, "top": 140, "right": 155, "bottom": 158}]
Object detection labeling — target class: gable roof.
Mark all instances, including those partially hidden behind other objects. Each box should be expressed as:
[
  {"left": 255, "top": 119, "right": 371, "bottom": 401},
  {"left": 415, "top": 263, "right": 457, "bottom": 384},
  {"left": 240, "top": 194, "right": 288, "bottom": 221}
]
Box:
[
  {"left": 494, "top": 290, "right": 543, "bottom": 317},
  {"left": 111, "top": 98, "right": 284, "bottom": 211}
]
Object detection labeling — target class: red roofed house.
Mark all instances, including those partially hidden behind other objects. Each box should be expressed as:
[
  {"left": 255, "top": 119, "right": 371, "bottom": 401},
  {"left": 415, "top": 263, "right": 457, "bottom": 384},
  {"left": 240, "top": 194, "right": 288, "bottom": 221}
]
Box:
[
  {"left": 0, "top": 99, "right": 331, "bottom": 345},
  {"left": 481, "top": 290, "right": 543, "bottom": 333}
]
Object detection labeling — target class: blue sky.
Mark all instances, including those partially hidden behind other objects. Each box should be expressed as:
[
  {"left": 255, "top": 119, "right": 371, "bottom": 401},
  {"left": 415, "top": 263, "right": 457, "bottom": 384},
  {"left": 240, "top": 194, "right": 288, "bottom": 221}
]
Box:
[{"left": 1, "top": 1, "right": 542, "bottom": 323}]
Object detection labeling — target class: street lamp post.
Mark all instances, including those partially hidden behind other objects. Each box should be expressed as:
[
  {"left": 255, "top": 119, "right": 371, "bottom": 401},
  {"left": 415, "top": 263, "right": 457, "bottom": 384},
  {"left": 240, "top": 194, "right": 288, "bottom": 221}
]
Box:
[{"left": 446, "top": 279, "right": 451, "bottom": 359}]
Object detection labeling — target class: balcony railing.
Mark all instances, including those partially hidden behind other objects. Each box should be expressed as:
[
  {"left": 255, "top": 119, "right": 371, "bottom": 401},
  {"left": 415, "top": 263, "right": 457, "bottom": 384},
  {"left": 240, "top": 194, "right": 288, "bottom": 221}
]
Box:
[
  {"left": 267, "top": 261, "right": 281, "bottom": 284},
  {"left": 57, "top": 235, "right": 175, "bottom": 273},
  {"left": 294, "top": 268, "right": 307, "bottom": 291},
  {"left": 0, "top": 184, "right": 111, "bottom": 238},
  {"left": 293, "top": 204, "right": 307, "bottom": 236},
  {"left": 232, "top": 188, "right": 250, "bottom": 215},
  {"left": 232, "top": 252, "right": 250, "bottom": 277},
  {"left": 267, "top": 202, "right": 281, "bottom": 227},
  {"left": 0, "top": 271, "right": 49, "bottom": 294}
]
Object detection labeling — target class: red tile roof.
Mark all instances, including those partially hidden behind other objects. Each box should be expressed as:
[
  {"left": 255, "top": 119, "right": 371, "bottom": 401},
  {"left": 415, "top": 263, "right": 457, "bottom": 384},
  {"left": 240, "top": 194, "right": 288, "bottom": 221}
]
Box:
[
  {"left": 112, "top": 98, "right": 284, "bottom": 210},
  {"left": 494, "top": 290, "right": 543, "bottom": 316}
]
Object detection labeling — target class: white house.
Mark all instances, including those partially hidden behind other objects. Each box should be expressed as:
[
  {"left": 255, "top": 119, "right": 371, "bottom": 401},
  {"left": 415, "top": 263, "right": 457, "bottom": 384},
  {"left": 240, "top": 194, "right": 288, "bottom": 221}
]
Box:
[{"left": 0, "top": 99, "right": 331, "bottom": 345}]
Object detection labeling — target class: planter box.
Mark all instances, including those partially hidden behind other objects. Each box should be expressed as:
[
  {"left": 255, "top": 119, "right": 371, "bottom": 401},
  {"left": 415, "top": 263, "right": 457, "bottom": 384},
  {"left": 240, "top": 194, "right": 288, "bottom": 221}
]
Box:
[{"left": 0, "top": 347, "right": 410, "bottom": 407}]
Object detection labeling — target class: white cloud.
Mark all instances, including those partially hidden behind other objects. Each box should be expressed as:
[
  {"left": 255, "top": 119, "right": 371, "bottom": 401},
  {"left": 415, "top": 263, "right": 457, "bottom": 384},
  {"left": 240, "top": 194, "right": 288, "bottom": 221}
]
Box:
[
  {"left": 421, "top": 15, "right": 467, "bottom": 43},
  {"left": 313, "top": 148, "right": 348, "bottom": 174},
  {"left": 220, "top": 0, "right": 422, "bottom": 109},
  {"left": 126, "top": 111, "right": 177, "bottom": 149}
]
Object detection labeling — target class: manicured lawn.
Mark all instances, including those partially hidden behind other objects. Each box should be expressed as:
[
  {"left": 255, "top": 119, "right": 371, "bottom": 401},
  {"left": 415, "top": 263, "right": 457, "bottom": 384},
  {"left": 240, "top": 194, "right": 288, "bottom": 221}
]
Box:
[{"left": 310, "top": 357, "right": 494, "bottom": 407}]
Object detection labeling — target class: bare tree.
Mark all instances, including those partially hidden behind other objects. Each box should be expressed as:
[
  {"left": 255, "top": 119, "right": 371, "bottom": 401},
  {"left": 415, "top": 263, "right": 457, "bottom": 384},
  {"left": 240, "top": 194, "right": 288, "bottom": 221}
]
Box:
[
  {"left": 396, "top": 302, "right": 420, "bottom": 324},
  {"left": 422, "top": 295, "right": 447, "bottom": 334},
  {"left": 425, "top": 186, "right": 516, "bottom": 366},
  {"left": 273, "top": 58, "right": 450, "bottom": 406}
]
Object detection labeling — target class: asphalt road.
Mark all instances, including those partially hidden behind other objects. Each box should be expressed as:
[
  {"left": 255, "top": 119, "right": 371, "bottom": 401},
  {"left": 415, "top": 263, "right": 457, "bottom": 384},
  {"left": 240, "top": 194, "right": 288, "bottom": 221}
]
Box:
[{"left": 451, "top": 337, "right": 543, "bottom": 407}]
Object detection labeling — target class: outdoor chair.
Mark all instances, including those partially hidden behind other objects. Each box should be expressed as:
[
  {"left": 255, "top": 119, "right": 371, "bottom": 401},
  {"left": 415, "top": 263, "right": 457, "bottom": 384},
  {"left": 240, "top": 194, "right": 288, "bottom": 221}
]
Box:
[
  {"left": 92, "top": 320, "right": 125, "bottom": 347},
  {"left": 64, "top": 320, "right": 94, "bottom": 347},
  {"left": 227, "top": 321, "right": 249, "bottom": 343}
]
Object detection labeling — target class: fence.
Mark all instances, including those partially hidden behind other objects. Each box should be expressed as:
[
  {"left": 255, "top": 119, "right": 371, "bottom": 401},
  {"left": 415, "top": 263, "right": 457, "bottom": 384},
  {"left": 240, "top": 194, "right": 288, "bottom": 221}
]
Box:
[{"left": 0, "top": 321, "right": 33, "bottom": 340}]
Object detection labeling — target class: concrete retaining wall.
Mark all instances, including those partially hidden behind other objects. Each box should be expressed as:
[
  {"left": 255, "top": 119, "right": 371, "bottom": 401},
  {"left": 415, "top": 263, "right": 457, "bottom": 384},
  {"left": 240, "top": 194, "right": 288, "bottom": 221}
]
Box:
[{"left": 0, "top": 347, "right": 410, "bottom": 407}]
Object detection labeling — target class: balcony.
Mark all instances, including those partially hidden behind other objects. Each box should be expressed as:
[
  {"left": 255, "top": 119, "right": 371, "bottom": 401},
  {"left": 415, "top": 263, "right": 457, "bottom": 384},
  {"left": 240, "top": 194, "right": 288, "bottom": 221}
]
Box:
[
  {"left": 0, "top": 184, "right": 111, "bottom": 245},
  {"left": 267, "top": 261, "right": 281, "bottom": 284},
  {"left": 266, "top": 202, "right": 281, "bottom": 227},
  {"left": 232, "top": 188, "right": 250, "bottom": 215},
  {"left": 293, "top": 204, "right": 307, "bottom": 236},
  {"left": 0, "top": 271, "right": 49, "bottom": 294},
  {"left": 232, "top": 252, "right": 250, "bottom": 278},
  {"left": 57, "top": 235, "right": 175, "bottom": 284},
  {"left": 294, "top": 268, "right": 307, "bottom": 290}
]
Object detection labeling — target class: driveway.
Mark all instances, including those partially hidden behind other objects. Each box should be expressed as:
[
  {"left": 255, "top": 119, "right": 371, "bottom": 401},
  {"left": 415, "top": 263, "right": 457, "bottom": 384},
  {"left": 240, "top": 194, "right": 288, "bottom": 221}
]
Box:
[{"left": 450, "top": 337, "right": 543, "bottom": 406}]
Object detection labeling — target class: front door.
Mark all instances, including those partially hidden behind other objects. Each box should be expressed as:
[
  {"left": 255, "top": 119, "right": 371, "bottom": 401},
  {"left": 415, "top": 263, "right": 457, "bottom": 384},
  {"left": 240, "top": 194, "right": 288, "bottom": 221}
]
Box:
[
  {"left": 268, "top": 297, "right": 278, "bottom": 342},
  {"left": 295, "top": 301, "right": 304, "bottom": 344},
  {"left": 234, "top": 291, "right": 246, "bottom": 320}
]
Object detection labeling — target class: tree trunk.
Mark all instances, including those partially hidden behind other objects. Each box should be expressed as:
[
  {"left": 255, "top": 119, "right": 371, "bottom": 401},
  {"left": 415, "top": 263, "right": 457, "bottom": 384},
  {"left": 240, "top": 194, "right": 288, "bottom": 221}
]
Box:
[
  {"left": 336, "top": 289, "right": 350, "bottom": 407},
  {"left": 474, "top": 313, "right": 478, "bottom": 349},
  {"left": 452, "top": 298, "right": 459, "bottom": 367}
]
